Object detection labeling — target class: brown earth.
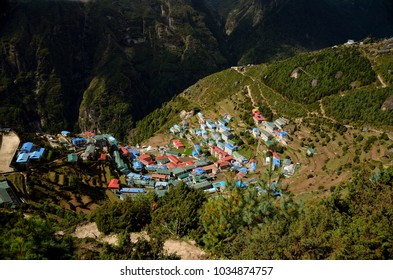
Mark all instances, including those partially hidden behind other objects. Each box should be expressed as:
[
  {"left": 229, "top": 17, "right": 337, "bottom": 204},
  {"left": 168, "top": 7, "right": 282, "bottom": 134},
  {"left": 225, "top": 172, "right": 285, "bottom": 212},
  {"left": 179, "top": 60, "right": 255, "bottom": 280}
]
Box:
[
  {"left": 73, "top": 222, "right": 205, "bottom": 259},
  {"left": 0, "top": 131, "right": 20, "bottom": 173}
]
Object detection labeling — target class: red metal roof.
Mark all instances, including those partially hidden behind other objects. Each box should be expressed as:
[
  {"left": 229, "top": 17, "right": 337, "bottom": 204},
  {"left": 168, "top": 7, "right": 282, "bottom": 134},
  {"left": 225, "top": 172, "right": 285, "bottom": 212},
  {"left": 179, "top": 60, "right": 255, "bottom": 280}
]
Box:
[
  {"left": 98, "top": 153, "right": 107, "bottom": 161},
  {"left": 85, "top": 131, "right": 95, "bottom": 137},
  {"left": 221, "top": 155, "right": 234, "bottom": 162},
  {"left": 151, "top": 174, "right": 168, "bottom": 180},
  {"left": 120, "top": 146, "right": 130, "bottom": 155},
  {"left": 155, "top": 155, "right": 168, "bottom": 161},
  {"left": 166, "top": 162, "right": 177, "bottom": 169},
  {"left": 253, "top": 115, "right": 267, "bottom": 121},
  {"left": 108, "top": 179, "right": 120, "bottom": 189},
  {"left": 138, "top": 154, "right": 152, "bottom": 161},
  {"left": 168, "top": 155, "right": 180, "bottom": 164},
  {"left": 173, "top": 139, "right": 185, "bottom": 148}
]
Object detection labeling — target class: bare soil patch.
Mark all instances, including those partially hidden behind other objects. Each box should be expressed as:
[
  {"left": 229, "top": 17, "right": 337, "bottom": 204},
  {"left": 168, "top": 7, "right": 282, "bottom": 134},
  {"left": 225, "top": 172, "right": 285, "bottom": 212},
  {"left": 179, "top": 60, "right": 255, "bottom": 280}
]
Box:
[
  {"left": 0, "top": 131, "right": 20, "bottom": 172},
  {"left": 164, "top": 239, "right": 206, "bottom": 260},
  {"left": 141, "top": 133, "right": 171, "bottom": 148},
  {"left": 73, "top": 223, "right": 205, "bottom": 259}
]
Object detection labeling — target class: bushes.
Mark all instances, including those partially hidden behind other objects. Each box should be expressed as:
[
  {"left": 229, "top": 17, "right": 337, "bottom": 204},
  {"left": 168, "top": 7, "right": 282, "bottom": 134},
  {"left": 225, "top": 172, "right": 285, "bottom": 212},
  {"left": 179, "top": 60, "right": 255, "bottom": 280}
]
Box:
[
  {"left": 94, "top": 195, "right": 153, "bottom": 234},
  {"left": 323, "top": 88, "right": 393, "bottom": 127}
]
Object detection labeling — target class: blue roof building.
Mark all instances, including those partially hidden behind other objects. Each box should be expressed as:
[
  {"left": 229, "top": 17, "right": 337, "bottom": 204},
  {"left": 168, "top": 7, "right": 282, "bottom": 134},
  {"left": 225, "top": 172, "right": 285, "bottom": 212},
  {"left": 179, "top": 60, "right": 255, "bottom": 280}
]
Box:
[
  {"left": 273, "top": 157, "right": 281, "bottom": 168},
  {"left": 120, "top": 188, "right": 145, "bottom": 194},
  {"left": 236, "top": 180, "right": 247, "bottom": 188},
  {"left": 29, "top": 148, "right": 45, "bottom": 160},
  {"left": 133, "top": 161, "right": 143, "bottom": 171},
  {"left": 21, "top": 142, "right": 33, "bottom": 153},
  {"left": 61, "top": 131, "right": 71, "bottom": 136},
  {"left": 249, "top": 162, "right": 257, "bottom": 172},
  {"left": 16, "top": 152, "right": 29, "bottom": 163},
  {"left": 212, "top": 181, "right": 226, "bottom": 189},
  {"left": 72, "top": 137, "right": 86, "bottom": 147}
]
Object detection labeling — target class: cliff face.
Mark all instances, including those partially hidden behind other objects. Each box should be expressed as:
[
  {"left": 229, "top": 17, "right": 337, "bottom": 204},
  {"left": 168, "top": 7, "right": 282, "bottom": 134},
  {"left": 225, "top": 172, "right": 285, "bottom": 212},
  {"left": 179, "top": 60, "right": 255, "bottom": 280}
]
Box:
[
  {"left": 0, "top": 0, "right": 227, "bottom": 138},
  {"left": 0, "top": 0, "right": 392, "bottom": 139}
]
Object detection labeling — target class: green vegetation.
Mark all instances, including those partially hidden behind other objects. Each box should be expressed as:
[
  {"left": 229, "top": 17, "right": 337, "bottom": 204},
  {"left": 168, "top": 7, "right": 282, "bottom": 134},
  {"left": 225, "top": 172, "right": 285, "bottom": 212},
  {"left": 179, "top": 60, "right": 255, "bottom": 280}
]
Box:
[
  {"left": 323, "top": 88, "right": 393, "bottom": 127},
  {"left": 150, "top": 183, "right": 207, "bottom": 239},
  {"left": 201, "top": 166, "right": 393, "bottom": 259},
  {"left": 0, "top": 211, "right": 74, "bottom": 259},
  {"left": 264, "top": 48, "right": 375, "bottom": 103},
  {"left": 94, "top": 195, "right": 153, "bottom": 234}
]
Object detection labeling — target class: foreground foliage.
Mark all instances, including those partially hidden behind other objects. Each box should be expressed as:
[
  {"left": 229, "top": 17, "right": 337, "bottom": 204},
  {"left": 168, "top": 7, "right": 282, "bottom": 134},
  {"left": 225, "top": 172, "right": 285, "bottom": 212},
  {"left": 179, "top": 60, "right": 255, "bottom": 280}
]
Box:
[
  {"left": 0, "top": 211, "right": 74, "bottom": 259},
  {"left": 208, "top": 167, "right": 393, "bottom": 259}
]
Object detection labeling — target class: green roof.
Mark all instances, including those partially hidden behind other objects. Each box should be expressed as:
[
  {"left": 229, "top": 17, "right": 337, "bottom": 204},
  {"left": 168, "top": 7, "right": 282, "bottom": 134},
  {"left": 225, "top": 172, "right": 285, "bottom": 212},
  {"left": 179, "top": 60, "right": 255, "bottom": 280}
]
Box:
[
  {"left": 185, "top": 165, "right": 196, "bottom": 171},
  {"left": 67, "top": 153, "right": 78, "bottom": 162},
  {"left": 156, "top": 169, "right": 171, "bottom": 175},
  {"left": 0, "top": 181, "right": 19, "bottom": 206},
  {"left": 168, "top": 180, "right": 181, "bottom": 187},
  {"left": 178, "top": 172, "right": 190, "bottom": 179},
  {"left": 172, "top": 168, "right": 186, "bottom": 176},
  {"left": 86, "top": 145, "right": 95, "bottom": 154},
  {"left": 0, "top": 182, "right": 13, "bottom": 204},
  {"left": 265, "top": 140, "right": 274, "bottom": 147},
  {"left": 192, "top": 181, "right": 212, "bottom": 190}
]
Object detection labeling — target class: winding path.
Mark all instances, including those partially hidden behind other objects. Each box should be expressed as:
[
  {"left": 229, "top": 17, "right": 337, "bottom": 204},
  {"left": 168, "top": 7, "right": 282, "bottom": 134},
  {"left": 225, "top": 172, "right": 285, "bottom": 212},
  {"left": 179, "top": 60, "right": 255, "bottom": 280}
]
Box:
[{"left": 377, "top": 74, "right": 387, "bottom": 88}]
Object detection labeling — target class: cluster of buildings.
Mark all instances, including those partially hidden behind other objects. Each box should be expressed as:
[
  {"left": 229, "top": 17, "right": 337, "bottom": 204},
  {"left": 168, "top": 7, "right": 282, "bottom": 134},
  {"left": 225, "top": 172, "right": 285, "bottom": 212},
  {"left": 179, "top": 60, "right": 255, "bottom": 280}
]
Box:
[
  {"left": 19, "top": 108, "right": 298, "bottom": 200},
  {"left": 15, "top": 142, "right": 45, "bottom": 164}
]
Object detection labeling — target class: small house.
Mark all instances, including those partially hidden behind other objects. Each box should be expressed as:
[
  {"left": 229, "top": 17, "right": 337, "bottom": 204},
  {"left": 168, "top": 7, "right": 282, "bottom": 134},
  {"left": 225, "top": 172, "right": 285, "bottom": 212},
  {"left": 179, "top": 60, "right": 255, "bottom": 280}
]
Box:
[
  {"left": 206, "top": 119, "right": 217, "bottom": 130},
  {"left": 108, "top": 179, "right": 120, "bottom": 189},
  {"left": 67, "top": 153, "right": 78, "bottom": 163},
  {"left": 173, "top": 139, "right": 185, "bottom": 149},
  {"left": 252, "top": 128, "right": 260, "bottom": 138},
  {"left": 224, "top": 143, "right": 238, "bottom": 155},
  {"left": 221, "top": 131, "right": 234, "bottom": 142},
  {"left": 274, "top": 118, "right": 287, "bottom": 130},
  {"left": 264, "top": 122, "right": 276, "bottom": 134},
  {"left": 260, "top": 130, "right": 272, "bottom": 142}
]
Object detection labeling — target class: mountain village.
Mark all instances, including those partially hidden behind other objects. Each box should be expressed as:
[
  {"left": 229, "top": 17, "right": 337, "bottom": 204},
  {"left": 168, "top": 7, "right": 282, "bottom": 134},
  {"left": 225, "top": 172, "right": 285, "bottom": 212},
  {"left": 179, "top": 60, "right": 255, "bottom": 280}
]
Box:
[{"left": 0, "top": 106, "right": 304, "bottom": 207}]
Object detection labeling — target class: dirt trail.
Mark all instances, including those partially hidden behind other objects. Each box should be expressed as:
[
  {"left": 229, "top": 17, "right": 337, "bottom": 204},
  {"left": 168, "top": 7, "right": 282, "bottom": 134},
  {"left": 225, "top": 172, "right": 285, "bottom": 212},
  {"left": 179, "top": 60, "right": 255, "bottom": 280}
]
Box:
[
  {"left": 73, "top": 222, "right": 206, "bottom": 259},
  {"left": 232, "top": 67, "right": 278, "bottom": 115},
  {"left": 377, "top": 74, "right": 387, "bottom": 88},
  {"left": 318, "top": 100, "right": 337, "bottom": 123}
]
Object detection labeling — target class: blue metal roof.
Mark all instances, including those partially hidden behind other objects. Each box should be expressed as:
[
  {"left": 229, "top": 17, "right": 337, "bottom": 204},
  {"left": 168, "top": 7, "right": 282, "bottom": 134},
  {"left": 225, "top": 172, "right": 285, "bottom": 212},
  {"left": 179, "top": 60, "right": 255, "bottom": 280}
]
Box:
[
  {"left": 21, "top": 142, "right": 33, "bottom": 153},
  {"left": 236, "top": 180, "right": 247, "bottom": 188},
  {"left": 29, "top": 148, "right": 45, "bottom": 160},
  {"left": 212, "top": 181, "right": 226, "bottom": 188},
  {"left": 120, "top": 188, "right": 145, "bottom": 193},
  {"left": 16, "top": 152, "right": 29, "bottom": 163},
  {"left": 225, "top": 143, "right": 237, "bottom": 150},
  {"left": 155, "top": 182, "right": 169, "bottom": 188}
]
